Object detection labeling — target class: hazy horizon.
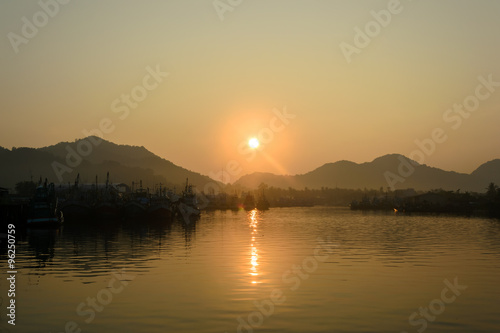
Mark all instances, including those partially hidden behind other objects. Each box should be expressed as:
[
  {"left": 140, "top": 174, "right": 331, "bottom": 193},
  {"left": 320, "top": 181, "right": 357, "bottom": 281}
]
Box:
[
  {"left": 2, "top": 135, "right": 498, "bottom": 183},
  {"left": 2, "top": 0, "right": 499, "bottom": 180}
]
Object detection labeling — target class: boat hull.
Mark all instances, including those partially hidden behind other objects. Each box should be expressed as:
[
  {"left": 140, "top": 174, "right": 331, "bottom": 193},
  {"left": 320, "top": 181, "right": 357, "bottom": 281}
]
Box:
[
  {"left": 27, "top": 216, "right": 62, "bottom": 228},
  {"left": 123, "top": 201, "right": 148, "bottom": 219},
  {"left": 60, "top": 201, "right": 91, "bottom": 220},
  {"left": 93, "top": 202, "right": 120, "bottom": 220},
  {"left": 148, "top": 203, "right": 172, "bottom": 220}
]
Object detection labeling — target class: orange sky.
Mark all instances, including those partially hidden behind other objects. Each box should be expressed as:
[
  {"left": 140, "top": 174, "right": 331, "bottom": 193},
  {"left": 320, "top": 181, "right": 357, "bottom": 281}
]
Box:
[{"left": 1, "top": 0, "right": 499, "bottom": 180}]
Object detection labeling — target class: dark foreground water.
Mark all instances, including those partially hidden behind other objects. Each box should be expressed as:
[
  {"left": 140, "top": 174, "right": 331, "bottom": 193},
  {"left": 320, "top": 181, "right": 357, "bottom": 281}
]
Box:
[{"left": 1, "top": 207, "right": 499, "bottom": 333}]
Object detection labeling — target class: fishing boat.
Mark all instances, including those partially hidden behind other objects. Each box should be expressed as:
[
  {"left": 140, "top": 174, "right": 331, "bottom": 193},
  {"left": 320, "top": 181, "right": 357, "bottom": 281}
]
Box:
[
  {"left": 123, "top": 200, "right": 147, "bottom": 218},
  {"left": 92, "top": 172, "right": 120, "bottom": 220},
  {"left": 176, "top": 179, "right": 200, "bottom": 219},
  {"left": 27, "top": 180, "right": 63, "bottom": 227},
  {"left": 122, "top": 181, "right": 149, "bottom": 219},
  {"left": 148, "top": 184, "right": 172, "bottom": 220},
  {"left": 59, "top": 174, "right": 91, "bottom": 220}
]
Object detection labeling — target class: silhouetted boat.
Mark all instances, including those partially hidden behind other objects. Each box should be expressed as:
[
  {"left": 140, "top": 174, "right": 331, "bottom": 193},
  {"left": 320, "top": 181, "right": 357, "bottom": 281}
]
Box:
[
  {"left": 60, "top": 200, "right": 91, "bottom": 219},
  {"left": 92, "top": 172, "right": 120, "bottom": 219},
  {"left": 27, "top": 181, "right": 62, "bottom": 227},
  {"left": 123, "top": 181, "right": 149, "bottom": 219},
  {"left": 176, "top": 179, "right": 200, "bottom": 219},
  {"left": 148, "top": 184, "right": 172, "bottom": 220},
  {"left": 123, "top": 200, "right": 147, "bottom": 218},
  {"left": 94, "top": 201, "right": 120, "bottom": 219},
  {"left": 59, "top": 174, "right": 91, "bottom": 219},
  {"left": 148, "top": 200, "right": 172, "bottom": 219}
]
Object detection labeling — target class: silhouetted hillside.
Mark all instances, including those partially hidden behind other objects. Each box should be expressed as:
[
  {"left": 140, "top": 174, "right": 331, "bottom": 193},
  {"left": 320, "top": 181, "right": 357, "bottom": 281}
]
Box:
[
  {"left": 472, "top": 159, "right": 500, "bottom": 186},
  {"left": 2, "top": 139, "right": 498, "bottom": 194},
  {"left": 0, "top": 137, "right": 219, "bottom": 192},
  {"left": 235, "top": 154, "right": 499, "bottom": 192}
]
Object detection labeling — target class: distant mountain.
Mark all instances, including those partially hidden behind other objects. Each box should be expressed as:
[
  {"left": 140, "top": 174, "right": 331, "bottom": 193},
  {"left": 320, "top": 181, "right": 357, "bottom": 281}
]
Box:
[
  {"left": 1, "top": 138, "right": 498, "bottom": 194},
  {"left": 0, "top": 137, "right": 219, "bottom": 191},
  {"left": 235, "top": 154, "right": 500, "bottom": 192},
  {"left": 471, "top": 159, "right": 500, "bottom": 186}
]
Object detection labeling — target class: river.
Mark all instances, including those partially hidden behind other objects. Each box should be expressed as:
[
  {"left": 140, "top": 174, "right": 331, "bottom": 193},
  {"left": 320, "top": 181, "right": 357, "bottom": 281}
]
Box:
[{"left": 1, "top": 207, "right": 499, "bottom": 333}]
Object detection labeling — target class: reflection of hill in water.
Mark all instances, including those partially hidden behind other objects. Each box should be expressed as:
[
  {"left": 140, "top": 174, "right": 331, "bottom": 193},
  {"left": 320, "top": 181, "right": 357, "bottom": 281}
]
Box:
[{"left": 22, "top": 220, "right": 197, "bottom": 284}]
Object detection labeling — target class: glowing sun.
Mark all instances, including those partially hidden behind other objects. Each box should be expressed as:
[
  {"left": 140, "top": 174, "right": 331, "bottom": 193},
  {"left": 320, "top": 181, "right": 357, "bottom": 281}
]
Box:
[{"left": 248, "top": 138, "right": 260, "bottom": 149}]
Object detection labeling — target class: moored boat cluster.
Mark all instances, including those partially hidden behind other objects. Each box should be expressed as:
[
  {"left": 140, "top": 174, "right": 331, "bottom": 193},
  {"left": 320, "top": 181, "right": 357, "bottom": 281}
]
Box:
[
  {"left": 7, "top": 173, "right": 274, "bottom": 228},
  {"left": 57, "top": 174, "right": 200, "bottom": 223}
]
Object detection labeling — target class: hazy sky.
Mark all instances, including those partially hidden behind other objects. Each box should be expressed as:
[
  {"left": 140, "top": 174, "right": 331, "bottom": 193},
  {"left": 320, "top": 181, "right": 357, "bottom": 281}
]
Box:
[{"left": 1, "top": 0, "right": 499, "bottom": 182}]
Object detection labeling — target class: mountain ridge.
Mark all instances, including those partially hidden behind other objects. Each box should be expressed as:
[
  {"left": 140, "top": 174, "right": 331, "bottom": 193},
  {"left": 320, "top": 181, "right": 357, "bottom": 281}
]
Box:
[
  {"left": 0, "top": 138, "right": 498, "bottom": 193},
  {"left": 0, "top": 137, "right": 219, "bottom": 191},
  {"left": 235, "top": 154, "right": 499, "bottom": 192}
]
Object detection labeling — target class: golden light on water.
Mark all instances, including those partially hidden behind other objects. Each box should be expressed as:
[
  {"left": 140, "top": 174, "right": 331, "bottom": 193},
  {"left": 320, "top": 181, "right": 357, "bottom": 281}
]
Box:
[{"left": 249, "top": 209, "right": 259, "bottom": 284}]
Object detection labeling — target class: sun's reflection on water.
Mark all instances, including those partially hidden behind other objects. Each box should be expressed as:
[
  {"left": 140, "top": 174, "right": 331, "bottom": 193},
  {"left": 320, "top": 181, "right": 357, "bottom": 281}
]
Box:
[{"left": 249, "top": 209, "right": 259, "bottom": 284}]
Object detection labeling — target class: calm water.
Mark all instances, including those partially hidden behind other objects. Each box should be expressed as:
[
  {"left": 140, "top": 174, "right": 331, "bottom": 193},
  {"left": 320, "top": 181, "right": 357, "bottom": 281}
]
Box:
[{"left": 1, "top": 207, "right": 499, "bottom": 333}]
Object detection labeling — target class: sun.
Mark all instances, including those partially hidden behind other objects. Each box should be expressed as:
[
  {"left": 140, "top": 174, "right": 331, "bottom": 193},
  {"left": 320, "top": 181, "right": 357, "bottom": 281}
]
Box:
[{"left": 248, "top": 138, "right": 260, "bottom": 149}]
